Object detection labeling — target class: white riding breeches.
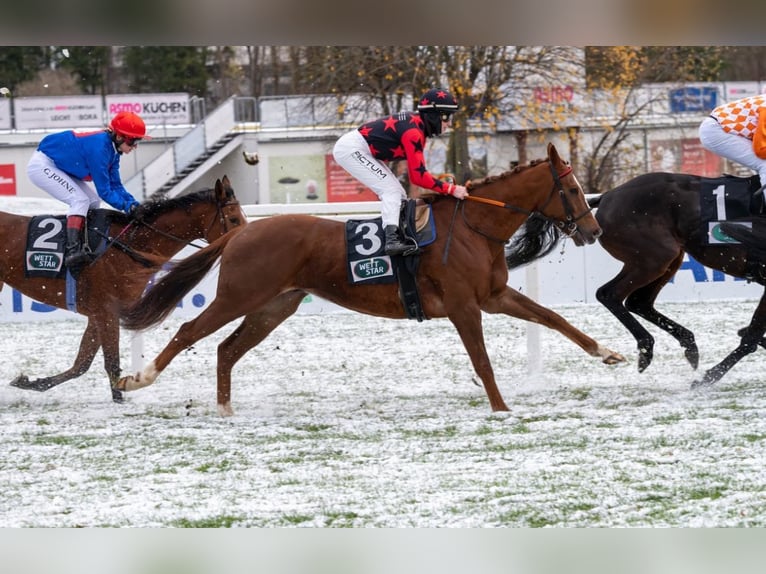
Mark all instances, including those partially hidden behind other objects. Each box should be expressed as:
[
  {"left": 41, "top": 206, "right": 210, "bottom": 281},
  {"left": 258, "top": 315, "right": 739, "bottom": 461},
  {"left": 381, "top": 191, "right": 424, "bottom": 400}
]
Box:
[
  {"left": 27, "top": 150, "right": 100, "bottom": 217},
  {"left": 699, "top": 116, "right": 766, "bottom": 185},
  {"left": 332, "top": 130, "right": 407, "bottom": 227}
]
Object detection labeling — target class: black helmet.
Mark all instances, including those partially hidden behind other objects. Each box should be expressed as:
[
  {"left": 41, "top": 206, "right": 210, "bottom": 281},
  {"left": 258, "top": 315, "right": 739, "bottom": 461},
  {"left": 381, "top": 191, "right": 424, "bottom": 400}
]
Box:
[
  {"left": 418, "top": 88, "right": 458, "bottom": 137},
  {"left": 417, "top": 88, "right": 459, "bottom": 114}
]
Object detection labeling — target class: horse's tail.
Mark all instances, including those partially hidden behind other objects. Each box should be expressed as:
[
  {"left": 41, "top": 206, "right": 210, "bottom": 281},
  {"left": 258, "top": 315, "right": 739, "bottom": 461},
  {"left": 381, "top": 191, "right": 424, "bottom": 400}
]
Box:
[
  {"left": 505, "top": 213, "right": 562, "bottom": 270},
  {"left": 719, "top": 222, "right": 766, "bottom": 260},
  {"left": 120, "top": 226, "right": 246, "bottom": 331}
]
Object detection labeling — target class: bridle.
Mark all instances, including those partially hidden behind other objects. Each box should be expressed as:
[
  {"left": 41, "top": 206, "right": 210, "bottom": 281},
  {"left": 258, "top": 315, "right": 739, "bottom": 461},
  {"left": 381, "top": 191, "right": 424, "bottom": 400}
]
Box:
[
  {"left": 134, "top": 195, "right": 241, "bottom": 249},
  {"left": 459, "top": 159, "right": 592, "bottom": 244}
]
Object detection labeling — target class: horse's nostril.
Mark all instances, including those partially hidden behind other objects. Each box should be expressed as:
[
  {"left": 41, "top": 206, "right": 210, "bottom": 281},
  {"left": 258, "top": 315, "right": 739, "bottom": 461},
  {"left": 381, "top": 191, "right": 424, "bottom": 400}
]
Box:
[{"left": 594, "top": 228, "right": 603, "bottom": 239}]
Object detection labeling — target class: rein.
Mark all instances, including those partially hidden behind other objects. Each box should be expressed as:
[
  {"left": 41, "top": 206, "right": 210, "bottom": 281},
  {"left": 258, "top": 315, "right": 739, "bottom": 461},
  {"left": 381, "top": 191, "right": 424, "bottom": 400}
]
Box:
[{"left": 96, "top": 198, "right": 239, "bottom": 267}]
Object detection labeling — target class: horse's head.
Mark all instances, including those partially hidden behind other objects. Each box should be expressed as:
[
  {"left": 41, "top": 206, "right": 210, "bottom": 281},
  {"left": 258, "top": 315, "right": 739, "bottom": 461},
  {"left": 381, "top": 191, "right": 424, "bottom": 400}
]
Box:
[
  {"left": 205, "top": 175, "right": 248, "bottom": 242},
  {"left": 541, "top": 142, "right": 601, "bottom": 245},
  {"left": 128, "top": 175, "right": 247, "bottom": 249}
]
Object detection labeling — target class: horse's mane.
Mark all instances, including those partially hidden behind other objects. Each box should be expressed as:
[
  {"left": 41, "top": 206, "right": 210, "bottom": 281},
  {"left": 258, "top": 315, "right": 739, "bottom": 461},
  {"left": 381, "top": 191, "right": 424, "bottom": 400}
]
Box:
[
  {"left": 137, "top": 188, "right": 217, "bottom": 222},
  {"left": 504, "top": 213, "right": 562, "bottom": 270},
  {"left": 467, "top": 158, "right": 548, "bottom": 190}
]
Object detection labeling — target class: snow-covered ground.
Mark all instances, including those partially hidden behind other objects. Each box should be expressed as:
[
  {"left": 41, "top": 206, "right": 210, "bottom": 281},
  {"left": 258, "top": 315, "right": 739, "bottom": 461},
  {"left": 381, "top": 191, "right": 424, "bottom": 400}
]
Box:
[{"left": 0, "top": 298, "right": 764, "bottom": 527}]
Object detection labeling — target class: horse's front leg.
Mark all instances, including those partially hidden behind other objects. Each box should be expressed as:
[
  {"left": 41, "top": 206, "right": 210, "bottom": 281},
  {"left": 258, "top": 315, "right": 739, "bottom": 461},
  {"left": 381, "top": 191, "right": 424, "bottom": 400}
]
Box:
[
  {"left": 447, "top": 301, "right": 510, "bottom": 412},
  {"left": 483, "top": 285, "right": 625, "bottom": 365},
  {"left": 10, "top": 317, "right": 101, "bottom": 391},
  {"left": 96, "top": 315, "right": 125, "bottom": 403},
  {"left": 116, "top": 297, "right": 250, "bottom": 394}
]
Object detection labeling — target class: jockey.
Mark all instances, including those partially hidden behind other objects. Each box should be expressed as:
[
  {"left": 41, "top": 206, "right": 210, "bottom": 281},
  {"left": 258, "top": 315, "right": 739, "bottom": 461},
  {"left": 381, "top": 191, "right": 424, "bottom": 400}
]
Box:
[
  {"left": 27, "top": 111, "right": 147, "bottom": 271},
  {"left": 699, "top": 94, "right": 766, "bottom": 192},
  {"left": 333, "top": 88, "right": 470, "bottom": 256}
]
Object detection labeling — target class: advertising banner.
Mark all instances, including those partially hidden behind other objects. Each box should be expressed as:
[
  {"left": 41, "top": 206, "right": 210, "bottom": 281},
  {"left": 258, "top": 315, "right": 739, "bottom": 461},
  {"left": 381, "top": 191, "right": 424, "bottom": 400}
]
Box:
[
  {"left": 0, "top": 165, "right": 16, "bottom": 195},
  {"left": 325, "top": 154, "right": 378, "bottom": 202},
  {"left": 724, "top": 82, "right": 761, "bottom": 101},
  {"left": 0, "top": 98, "right": 11, "bottom": 130},
  {"left": 105, "top": 93, "right": 190, "bottom": 125},
  {"left": 13, "top": 96, "right": 103, "bottom": 130}
]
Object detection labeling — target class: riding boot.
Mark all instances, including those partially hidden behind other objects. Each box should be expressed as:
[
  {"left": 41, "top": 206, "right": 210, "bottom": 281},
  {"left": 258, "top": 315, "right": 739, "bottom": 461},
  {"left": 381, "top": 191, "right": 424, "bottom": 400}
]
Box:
[
  {"left": 64, "top": 227, "right": 92, "bottom": 271},
  {"left": 384, "top": 225, "right": 410, "bottom": 256}
]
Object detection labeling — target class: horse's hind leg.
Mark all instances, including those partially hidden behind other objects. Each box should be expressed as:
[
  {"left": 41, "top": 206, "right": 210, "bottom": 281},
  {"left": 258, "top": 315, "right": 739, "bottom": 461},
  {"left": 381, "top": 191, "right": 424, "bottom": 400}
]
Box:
[
  {"left": 116, "top": 287, "right": 268, "bottom": 393},
  {"left": 624, "top": 254, "right": 699, "bottom": 369},
  {"left": 693, "top": 291, "right": 766, "bottom": 388},
  {"left": 596, "top": 269, "right": 662, "bottom": 372},
  {"left": 10, "top": 318, "right": 101, "bottom": 392},
  {"left": 216, "top": 291, "right": 306, "bottom": 416}
]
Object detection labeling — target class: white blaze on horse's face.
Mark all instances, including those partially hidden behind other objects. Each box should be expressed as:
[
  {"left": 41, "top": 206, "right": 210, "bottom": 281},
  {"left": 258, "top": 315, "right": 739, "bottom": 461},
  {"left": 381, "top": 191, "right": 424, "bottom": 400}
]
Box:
[{"left": 572, "top": 172, "right": 584, "bottom": 195}]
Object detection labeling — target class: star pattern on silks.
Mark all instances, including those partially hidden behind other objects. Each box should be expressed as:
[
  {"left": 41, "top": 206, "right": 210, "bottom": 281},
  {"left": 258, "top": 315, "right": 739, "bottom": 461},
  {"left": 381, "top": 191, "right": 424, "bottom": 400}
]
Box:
[
  {"left": 354, "top": 110, "right": 453, "bottom": 196},
  {"left": 391, "top": 145, "right": 405, "bottom": 158},
  {"left": 383, "top": 116, "right": 398, "bottom": 131}
]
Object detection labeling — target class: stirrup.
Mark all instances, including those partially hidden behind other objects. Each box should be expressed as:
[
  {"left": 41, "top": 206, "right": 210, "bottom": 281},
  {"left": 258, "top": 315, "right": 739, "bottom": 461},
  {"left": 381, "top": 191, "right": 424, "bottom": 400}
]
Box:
[{"left": 385, "top": 241, "right": 409, "bottom": 256}]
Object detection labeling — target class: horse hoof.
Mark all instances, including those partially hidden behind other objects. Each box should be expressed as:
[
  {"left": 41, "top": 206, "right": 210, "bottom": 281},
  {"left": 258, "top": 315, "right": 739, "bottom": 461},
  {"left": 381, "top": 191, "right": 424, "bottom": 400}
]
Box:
[
  {"left": 9, "top": 374, "right": 31, "bottom": 389},
  {"left": 604, "top": 352, "right": 626, "bottom": 365},
  {"left": 112, "top": 389, "right": 125, "bottom": 403},
  {"left": 112, "top": 377, "right": 128, "bottom": 391},
  {"left": 10, "top": 375, "right": 46, "bottom": 392}
]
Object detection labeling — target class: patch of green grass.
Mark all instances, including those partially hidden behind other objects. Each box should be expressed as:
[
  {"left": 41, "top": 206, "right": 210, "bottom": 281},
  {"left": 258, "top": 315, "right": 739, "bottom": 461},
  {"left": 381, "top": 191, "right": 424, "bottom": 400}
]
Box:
[
  {"left": 282, "top": 514, "right": 314, "bottom": 525},
  {"left": 295, "top": 423, "right": 332, "bottom": 433},
  {"left": 36, "top": 418, "right": 50, "bottom": 426},
  {"left": 323, "top": 511, "right": 359, "bottom": 527},
  {"left": 570, "top": 387, "right": 592, "bottom": 401},
  {"left": 594, "top": 422, "right": 618, "bottom": 429},
  {"left": 510, "top": 422, "right": 531, "bottom": 434},
  {"left": 743, "top": 433, "right": 766, "bottom": 443},
  {"left": 195, "top": 459, "right": 233, "bottom": 473},
  {"left": 171, "top": 515, "right": 244, "bottom": 528},
  {"left": 722, "top": 401, "right": 745, "bottom": 411},
  {"left": 91, "top": 475, "right": 118, "bottom": 483},
  {"left": 30, "top": 434, "right": 99, "bottom": 448},
  {"left": 400, "top": 425, "right": 458, "bottom": 439},
  {"left": 687, "top": 487, "right": 725, "bottom": 501},
  {"left": 654, "top": 413, "right": 682, "bottom": 425}
]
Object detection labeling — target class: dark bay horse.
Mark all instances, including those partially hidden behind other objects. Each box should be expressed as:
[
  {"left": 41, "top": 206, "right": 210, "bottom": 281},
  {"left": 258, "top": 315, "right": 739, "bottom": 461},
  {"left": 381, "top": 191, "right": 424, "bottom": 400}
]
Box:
[
  {"left": 6, "top": 176, "right": 246, "bottom": 402},
  {"left": 583, "top": 172, "right": 766, "bottom": 388},
  {"left": 117, "top": 143, "right": 625, "bottom": 415}
]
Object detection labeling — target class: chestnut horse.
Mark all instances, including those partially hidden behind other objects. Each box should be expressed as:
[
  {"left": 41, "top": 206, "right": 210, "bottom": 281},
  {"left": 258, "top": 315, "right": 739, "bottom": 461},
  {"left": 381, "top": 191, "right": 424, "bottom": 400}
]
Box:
[
  {"left": 118, "top": 143, "right": 625, "bottom": 415},
  {"left": 7, "top": 176, "right": 246, "bottom": 402}
]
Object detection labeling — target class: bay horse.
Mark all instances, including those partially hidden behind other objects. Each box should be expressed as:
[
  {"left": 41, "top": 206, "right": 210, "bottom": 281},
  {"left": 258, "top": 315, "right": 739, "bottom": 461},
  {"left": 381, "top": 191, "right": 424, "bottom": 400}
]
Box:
[
  {"left": 6, "top": 176, "right": 246, "bottom": 402},
  {"left": 117, "top": 142, "right": 625, "bottom": 416},
  {"left": 580, "top": 172, "right": 766, "bottom": 388}
]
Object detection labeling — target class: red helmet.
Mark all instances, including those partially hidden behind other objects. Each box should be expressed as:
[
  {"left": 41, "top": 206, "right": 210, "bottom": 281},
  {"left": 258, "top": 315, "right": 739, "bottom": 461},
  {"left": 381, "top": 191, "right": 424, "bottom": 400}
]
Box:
[
  {"left": 417, "top": 88, "right": 458, "bottom": 114},
  {"left": 109, "top": 112, "right": 150, "bottom": 139}
]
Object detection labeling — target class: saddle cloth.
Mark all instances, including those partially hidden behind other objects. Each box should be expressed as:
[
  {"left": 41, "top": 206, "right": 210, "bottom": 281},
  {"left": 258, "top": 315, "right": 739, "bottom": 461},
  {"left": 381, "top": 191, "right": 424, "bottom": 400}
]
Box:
[
  {"left": 699, "top": 174, "right": 762, "bottom": 244},
  {"left": 25, "top": 209, "right": 114, "bottom": 279},
  {"left": 344, "top": 201, "right": 435, "bottom": 285}
]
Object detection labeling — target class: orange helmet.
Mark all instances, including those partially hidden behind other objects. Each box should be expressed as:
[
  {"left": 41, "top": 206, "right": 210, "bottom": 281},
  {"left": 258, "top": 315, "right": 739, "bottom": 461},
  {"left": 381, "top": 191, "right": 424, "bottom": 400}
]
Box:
[{"left": 109, "top": 112, "right": 151, "bottom": 139}]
